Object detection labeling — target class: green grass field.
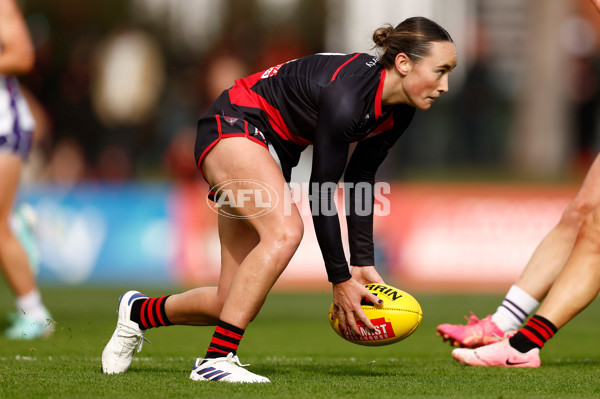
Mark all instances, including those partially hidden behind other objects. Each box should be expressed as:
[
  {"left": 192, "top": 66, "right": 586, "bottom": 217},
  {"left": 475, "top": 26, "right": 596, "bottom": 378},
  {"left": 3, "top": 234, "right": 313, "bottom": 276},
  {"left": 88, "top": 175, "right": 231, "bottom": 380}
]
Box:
[{"left": 0, "top": 285, "right": 598, "bottom": 399}]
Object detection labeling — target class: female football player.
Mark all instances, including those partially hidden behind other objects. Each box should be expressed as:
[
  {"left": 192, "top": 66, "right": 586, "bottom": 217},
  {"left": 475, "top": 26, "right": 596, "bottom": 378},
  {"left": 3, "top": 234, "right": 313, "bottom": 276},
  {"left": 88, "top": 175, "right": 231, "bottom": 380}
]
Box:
[
  {"left": 103, "top": 16, "right": 458, "bottom": 382},
  {"left": 0, "top": 0, "right": 53, "bottom": 340}
]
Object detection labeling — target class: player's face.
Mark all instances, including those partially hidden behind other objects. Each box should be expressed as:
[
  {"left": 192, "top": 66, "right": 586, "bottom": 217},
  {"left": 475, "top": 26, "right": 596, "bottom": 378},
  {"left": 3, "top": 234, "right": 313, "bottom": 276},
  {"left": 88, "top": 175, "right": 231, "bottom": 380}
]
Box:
[{"left": 402, "top": 41, "right": 458, "bottom": 110}]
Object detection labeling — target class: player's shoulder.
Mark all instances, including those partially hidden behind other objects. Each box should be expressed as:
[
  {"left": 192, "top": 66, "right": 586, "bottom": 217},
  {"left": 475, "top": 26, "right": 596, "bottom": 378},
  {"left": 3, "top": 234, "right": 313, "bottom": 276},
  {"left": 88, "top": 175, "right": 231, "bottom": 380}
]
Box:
[
  {"left": 312, "top": 52, "right": 380, "bottom": 72},
  {"left": 286, "top": 52, "right": 379, "bottom": 76}
]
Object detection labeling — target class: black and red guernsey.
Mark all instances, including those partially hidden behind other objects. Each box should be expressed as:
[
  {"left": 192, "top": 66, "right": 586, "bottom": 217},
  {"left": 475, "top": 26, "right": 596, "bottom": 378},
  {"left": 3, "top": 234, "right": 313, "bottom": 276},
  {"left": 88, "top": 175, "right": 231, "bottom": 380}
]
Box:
[{"left": 195, "top": 52, "right": 416, "bottom": 283}]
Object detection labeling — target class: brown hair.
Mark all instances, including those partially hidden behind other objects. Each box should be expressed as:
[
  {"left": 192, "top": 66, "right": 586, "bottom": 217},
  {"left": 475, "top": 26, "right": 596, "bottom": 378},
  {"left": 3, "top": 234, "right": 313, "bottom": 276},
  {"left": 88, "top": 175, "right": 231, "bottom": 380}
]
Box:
[{"left": 373, "top": 17, "right": 453, "bottom": 68}]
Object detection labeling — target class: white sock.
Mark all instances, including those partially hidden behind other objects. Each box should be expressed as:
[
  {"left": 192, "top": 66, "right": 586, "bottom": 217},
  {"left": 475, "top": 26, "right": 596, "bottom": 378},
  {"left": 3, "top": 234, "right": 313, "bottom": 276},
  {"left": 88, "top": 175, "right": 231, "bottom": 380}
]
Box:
[
  {"left": 15, "top": 289, "right": 49, "bottom": 322},
  {"left": 491, "top": 285, "right": 539, "bottom": 332}
]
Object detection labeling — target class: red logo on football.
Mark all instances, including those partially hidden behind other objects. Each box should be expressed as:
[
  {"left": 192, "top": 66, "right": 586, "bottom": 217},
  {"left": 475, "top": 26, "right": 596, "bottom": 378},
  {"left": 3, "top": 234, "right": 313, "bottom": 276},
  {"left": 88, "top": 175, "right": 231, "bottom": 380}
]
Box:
[{"left": 340, "top": 317, "right": 395, "bottom": 342}]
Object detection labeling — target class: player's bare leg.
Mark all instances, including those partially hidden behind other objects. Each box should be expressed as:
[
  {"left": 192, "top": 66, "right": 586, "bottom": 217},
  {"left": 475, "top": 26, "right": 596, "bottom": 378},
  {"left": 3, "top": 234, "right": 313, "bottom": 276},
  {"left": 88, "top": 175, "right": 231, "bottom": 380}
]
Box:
[
  {"left": 103, "top": 138, "right": 302, "bottom": 378},
  {"left": 0, "top": 155, "right": 36, "bottom": 297},
  {"left": 188, "top": 137, "right": 303, "bottom": 383},
  {"left": 515, "top": 153, "right": 600, "bottom": 301},
  {"left": 535, "top": 206, "right": 600, "bottom": 329},
  {"left": 0, "top": 154, "right": 53, "bottom": 340},
  {"left": 201, "top": 137, "right": 303, "bottom": 330}
]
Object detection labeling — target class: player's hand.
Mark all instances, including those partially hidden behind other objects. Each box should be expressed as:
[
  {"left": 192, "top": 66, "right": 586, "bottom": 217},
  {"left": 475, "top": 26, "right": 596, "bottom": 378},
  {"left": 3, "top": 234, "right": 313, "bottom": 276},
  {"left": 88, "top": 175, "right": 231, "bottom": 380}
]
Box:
[
  {"left": 351, "top": 265, "right": 385, "bottom": 285},
  {"left": 331, "top": 277, "right": 384, "bottom": 336}
]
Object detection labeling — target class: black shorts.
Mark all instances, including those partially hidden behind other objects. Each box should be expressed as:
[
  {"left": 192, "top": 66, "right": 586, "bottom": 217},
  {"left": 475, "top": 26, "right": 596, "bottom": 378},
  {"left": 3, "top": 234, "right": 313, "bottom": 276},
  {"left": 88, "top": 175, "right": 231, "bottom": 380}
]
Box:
[
  {"left": 195, "top": 112, "right": 293, "bottom": 201},
  {"left": 195, "top": 112, "right": 269, "bottom": 175}
]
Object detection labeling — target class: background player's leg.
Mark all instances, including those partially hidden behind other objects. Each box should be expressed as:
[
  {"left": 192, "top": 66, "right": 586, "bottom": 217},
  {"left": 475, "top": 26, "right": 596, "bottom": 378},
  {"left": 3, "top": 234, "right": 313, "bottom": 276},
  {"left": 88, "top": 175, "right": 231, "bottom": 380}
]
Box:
[
  {"left": 535, "top": 205, "right": 600, "bottom": 329},
  {"left": 0, "top": 153, "right": 53, "bottom": 340},
  {"left": 491, "top": 154, "right": 600, "bottom": 332},
  {"left": 514, "top": 154, "right": 600, "bottom": 301},
  {"left": 0, "top": 155, "right": 36, "bottom": 297},
  {"left": 451, "top": 207, "right": 600, "bottom": 368},
  {"left": 438, "top": 154, "right": 600, "bottom": 347}
]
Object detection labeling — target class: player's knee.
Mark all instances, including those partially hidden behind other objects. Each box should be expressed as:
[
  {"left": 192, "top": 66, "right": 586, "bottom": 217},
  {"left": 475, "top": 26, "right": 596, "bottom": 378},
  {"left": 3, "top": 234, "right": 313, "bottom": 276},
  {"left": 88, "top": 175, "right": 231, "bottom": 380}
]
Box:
[
  {"left": 560, "top": 200, "right": 592, "bottom": 230},
  {"left": 276, "top": 222, "right": 304, "bottom": 251},
  {"left": 266, "top": 219, "right": 303, "bottom": 258},
  {"left": 578, "top": 207, "right": 600, "bottom": 250}
]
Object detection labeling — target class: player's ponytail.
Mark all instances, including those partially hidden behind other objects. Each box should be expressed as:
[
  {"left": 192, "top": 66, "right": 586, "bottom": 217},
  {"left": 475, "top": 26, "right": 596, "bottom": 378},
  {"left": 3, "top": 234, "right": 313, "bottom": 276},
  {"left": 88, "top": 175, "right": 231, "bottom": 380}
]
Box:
[{"left": 373, "top": 17, "right": 453, "bottom": 68}]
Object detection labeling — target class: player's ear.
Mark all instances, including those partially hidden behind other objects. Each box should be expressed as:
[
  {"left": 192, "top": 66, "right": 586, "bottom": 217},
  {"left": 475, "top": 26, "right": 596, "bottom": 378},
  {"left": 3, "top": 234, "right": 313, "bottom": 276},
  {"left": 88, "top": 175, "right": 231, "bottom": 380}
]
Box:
[{"left": 395, "top": 53, "right": 411, "bottom": 77}]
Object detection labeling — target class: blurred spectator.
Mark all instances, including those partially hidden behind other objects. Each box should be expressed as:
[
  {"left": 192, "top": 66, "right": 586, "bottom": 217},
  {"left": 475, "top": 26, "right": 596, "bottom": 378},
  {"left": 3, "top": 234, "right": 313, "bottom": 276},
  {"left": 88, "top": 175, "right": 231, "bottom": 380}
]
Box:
[
  {"left": 561, "top": 15, "right": 600, "bottom": 173},
  {"left": 568, "top": 54, "right": 600, "bottom": 172},
  {"left": 450, "top": 20, "right": 508, "bottom": 167},
  {"left": 48, "top": 33, "right": 104, "bottom": 178},
  {"left": 160, "top": 50, "right": 247, "bottom": 182},
  {"left": 162, "top": 126, "right": 198, "bottom": 181},
  {"left": 91, "top": 29, "right": 165, "bottom": 127},
  {"left": 254, "top": 26, "right": 310, "bottom": 71},
  {"left": 204, "top": 53, "right": 248, "bottom": 103},
  {"left": 93, "top": 142, "right": 134, "bottom": 182},
  {"left": 44, "top": 137, "right": 87, "bottom": 185},
  {"left": 89, "top": 28, "right": 167, "bottom": 181}
]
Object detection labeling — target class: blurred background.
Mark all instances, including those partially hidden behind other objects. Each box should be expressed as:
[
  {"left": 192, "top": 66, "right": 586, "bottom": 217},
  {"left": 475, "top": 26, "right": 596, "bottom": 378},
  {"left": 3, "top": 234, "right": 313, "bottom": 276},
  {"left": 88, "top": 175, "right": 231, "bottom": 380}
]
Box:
[{"left": 13, "top": 0, "right": 600, "bottom": 292}]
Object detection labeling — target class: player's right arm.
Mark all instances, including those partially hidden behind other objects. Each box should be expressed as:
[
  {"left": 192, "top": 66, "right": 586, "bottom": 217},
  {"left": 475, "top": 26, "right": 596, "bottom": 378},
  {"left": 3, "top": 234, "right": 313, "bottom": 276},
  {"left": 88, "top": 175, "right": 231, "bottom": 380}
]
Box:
[
  {"left": 0, "top": 0, "right": 35, "bottom": 75},
  {"left": 310, "top": 78, "right": 384, "bottom": 336}
]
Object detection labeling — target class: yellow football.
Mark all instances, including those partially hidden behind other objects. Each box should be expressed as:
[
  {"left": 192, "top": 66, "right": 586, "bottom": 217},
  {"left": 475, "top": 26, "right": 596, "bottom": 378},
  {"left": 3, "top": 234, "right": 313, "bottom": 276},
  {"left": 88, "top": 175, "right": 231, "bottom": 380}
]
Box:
[{"left": 328, "top": 283, "right": 423, "bottom": 346}]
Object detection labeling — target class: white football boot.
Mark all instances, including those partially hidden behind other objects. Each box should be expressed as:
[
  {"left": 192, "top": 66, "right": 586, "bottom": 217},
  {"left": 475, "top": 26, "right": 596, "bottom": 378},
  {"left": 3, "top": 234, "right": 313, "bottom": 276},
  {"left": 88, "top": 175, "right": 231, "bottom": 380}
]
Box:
[
  {"left": 102, "top": 291, "right": 149, "bottom": 374},
  {"left": 189, "top": 352, "right": 271, "bottom": 383}
]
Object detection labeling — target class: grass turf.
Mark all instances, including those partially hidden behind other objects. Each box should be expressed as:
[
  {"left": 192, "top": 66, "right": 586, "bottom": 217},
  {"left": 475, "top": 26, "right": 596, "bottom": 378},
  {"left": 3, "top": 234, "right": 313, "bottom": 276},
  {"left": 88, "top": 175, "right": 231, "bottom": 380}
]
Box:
[{"left": 0, "top": 286, "right": 598, "bottom": 398}]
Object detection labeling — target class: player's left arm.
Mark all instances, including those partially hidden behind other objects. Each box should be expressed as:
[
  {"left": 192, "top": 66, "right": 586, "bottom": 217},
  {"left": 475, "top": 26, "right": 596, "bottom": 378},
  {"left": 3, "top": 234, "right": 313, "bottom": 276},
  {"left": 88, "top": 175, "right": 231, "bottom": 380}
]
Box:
[
  {"left": 0, "top": 0, "right": 35, "bottom": 75},
  {"left": 311, "top": 129, "right": 385, "bottom": 335},
  {"left": 310, "top": 79, "right": 369, "bottom": 284},
  {"left": 311, "top": 82, "right": 384, "bottom": 335}
]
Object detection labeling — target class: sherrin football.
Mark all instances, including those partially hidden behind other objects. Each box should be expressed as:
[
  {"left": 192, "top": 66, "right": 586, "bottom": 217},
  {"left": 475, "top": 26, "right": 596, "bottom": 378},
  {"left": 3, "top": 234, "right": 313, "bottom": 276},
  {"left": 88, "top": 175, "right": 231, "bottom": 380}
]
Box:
[{"left": 328, "top": 283, "right": 423, "bottom": 346}]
